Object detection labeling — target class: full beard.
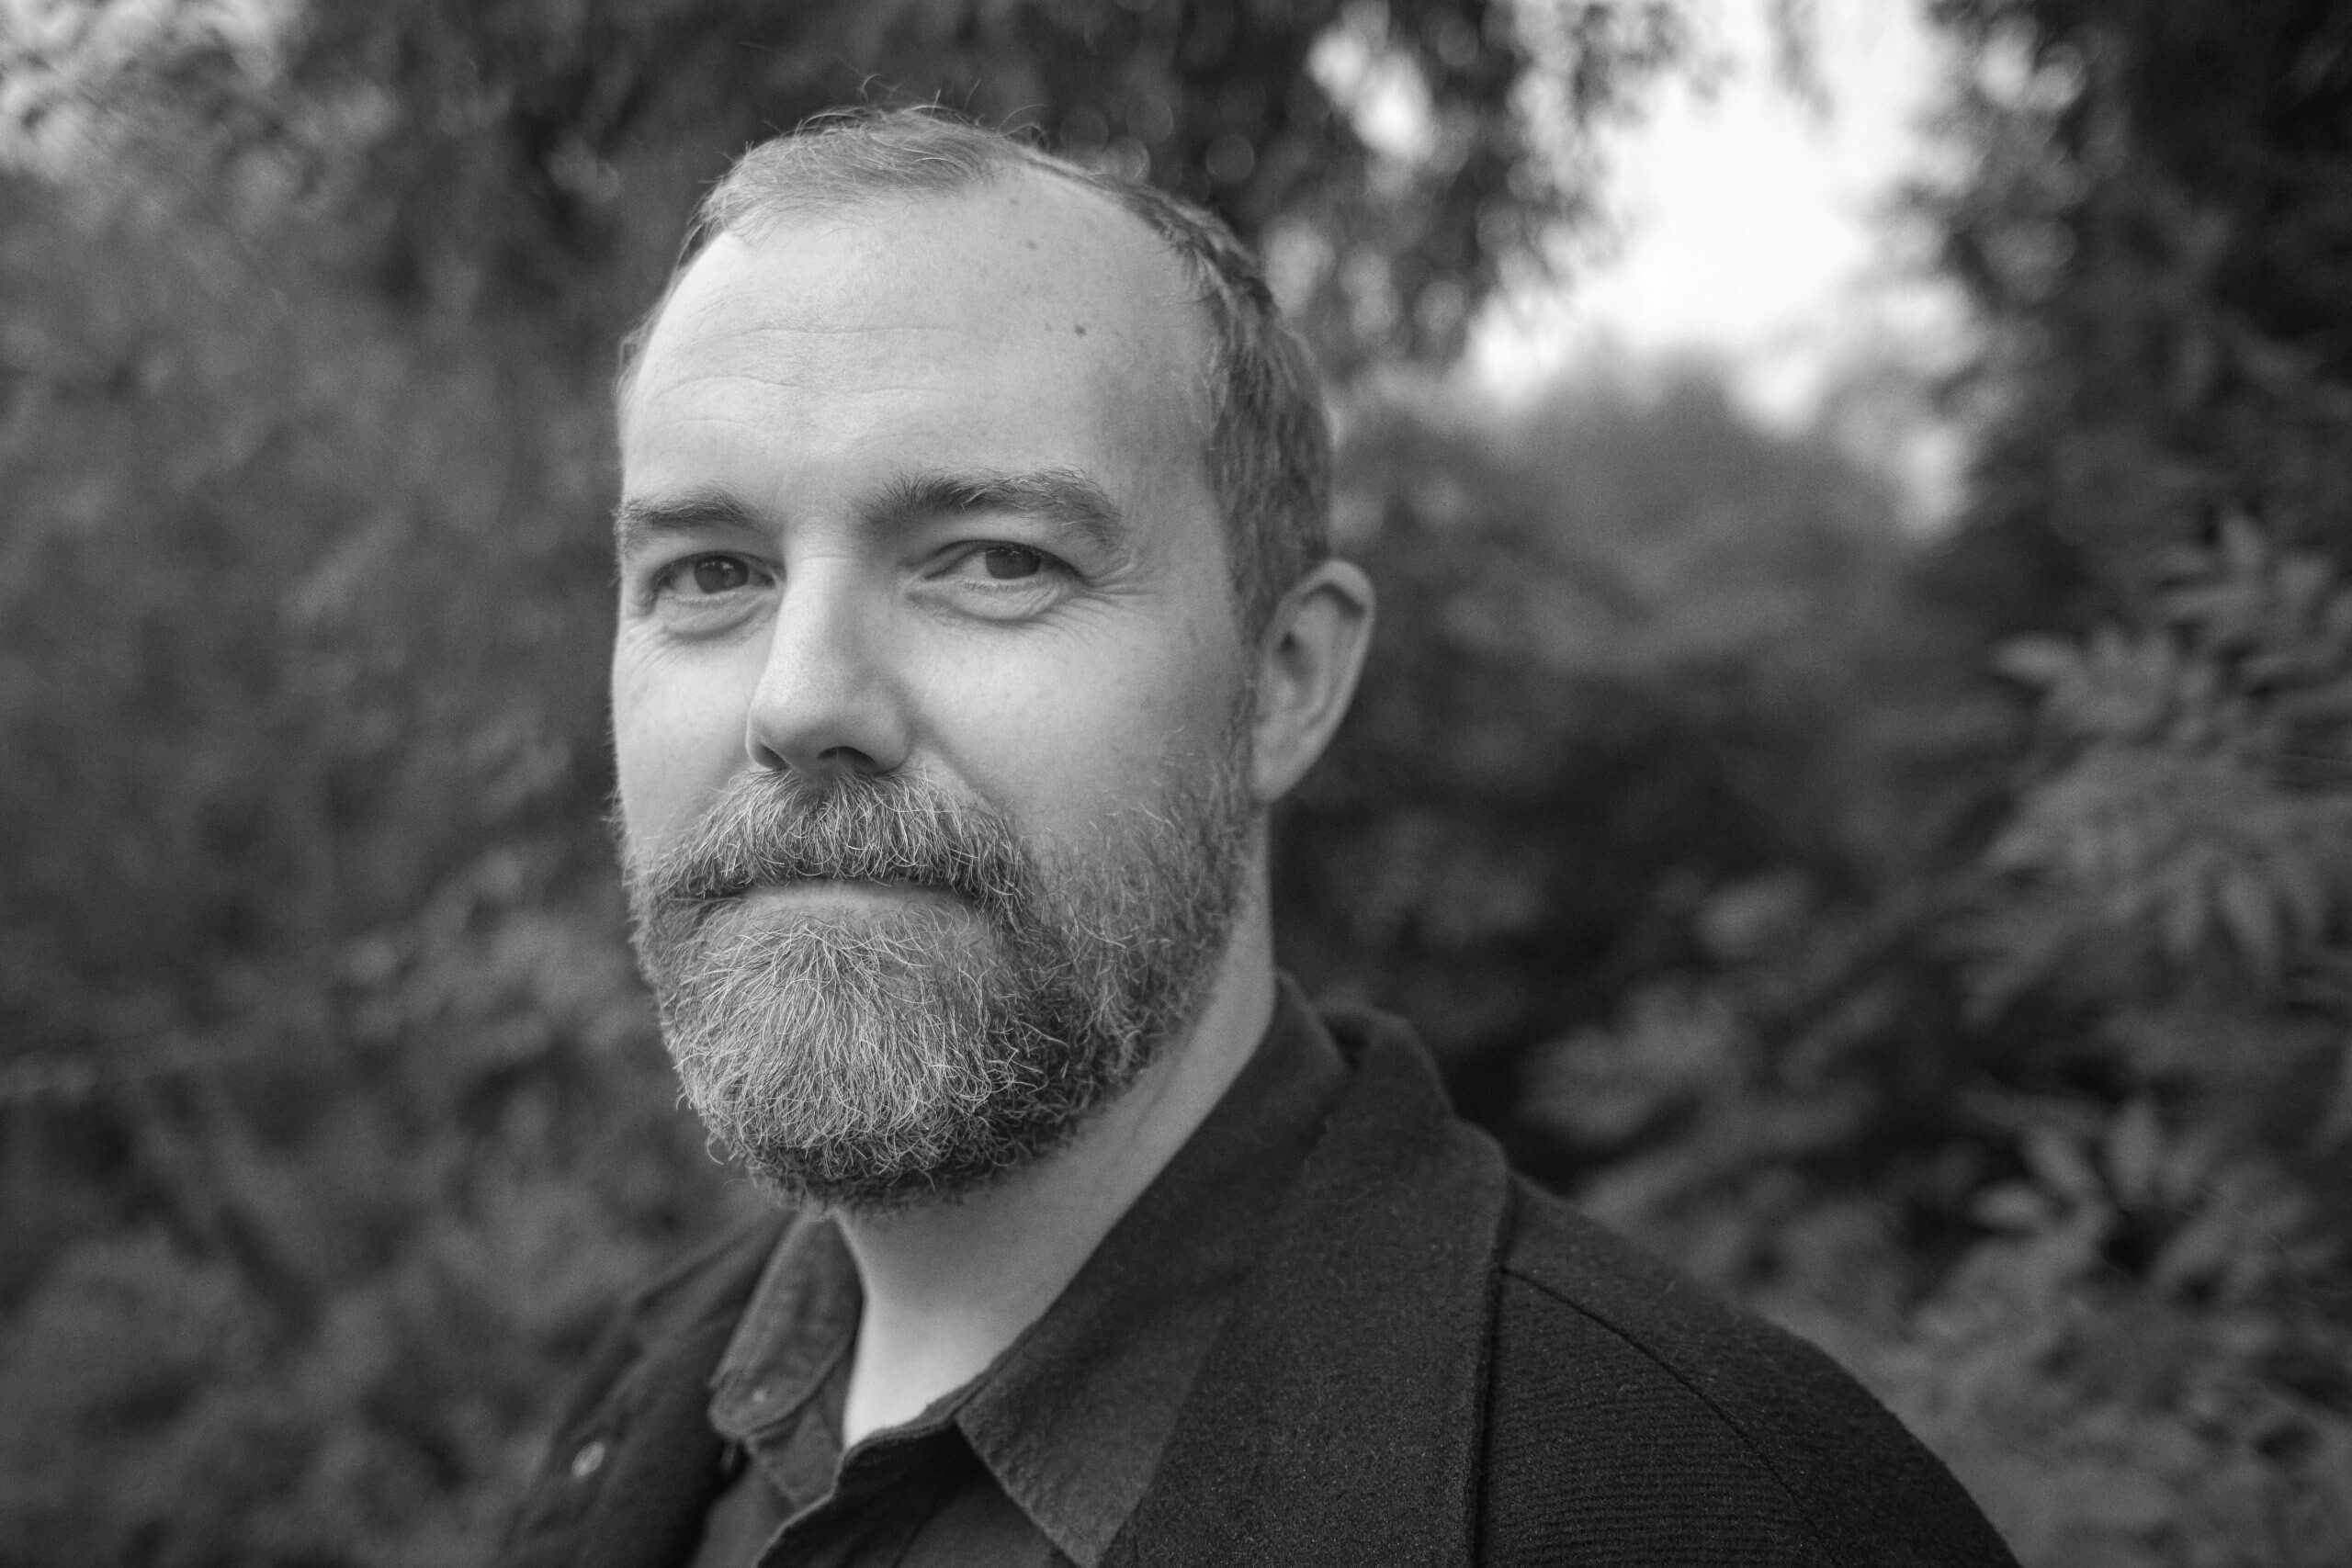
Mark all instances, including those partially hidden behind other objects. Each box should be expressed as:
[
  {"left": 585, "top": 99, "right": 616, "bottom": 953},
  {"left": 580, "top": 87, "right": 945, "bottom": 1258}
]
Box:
[{"left": 617, "top": 726, "right": 1256, "bottom": 1213}]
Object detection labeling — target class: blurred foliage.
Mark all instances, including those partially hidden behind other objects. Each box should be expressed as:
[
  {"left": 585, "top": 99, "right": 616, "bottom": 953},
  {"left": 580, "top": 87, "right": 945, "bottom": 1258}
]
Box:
[
  {"left": 1485, "top": 3, "right": 2352, "bottom": 1560},
  {"left": 3, "top": 0, "right": 2350, "bottom": 1564},
  {"left": 1915, "top": 0, "right": 2352, "bottom": 632}
]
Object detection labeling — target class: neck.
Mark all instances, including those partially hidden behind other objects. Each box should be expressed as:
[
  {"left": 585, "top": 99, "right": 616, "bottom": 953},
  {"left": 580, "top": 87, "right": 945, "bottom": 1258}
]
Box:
[{"left": 832, "top": 888, "right": 1277, "bottom": 1447}]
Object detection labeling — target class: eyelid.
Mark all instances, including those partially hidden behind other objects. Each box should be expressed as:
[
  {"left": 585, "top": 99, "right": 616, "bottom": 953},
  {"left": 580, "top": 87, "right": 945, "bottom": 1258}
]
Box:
[
  {"left": 932, "top": 540, "right": 1074, "bottom": 579},
  {"left": 641, "top": 549, "right": 774, "bottom": 608},
  {"left": 914, "top": 543, "right": 1080, "bottom": 624}
]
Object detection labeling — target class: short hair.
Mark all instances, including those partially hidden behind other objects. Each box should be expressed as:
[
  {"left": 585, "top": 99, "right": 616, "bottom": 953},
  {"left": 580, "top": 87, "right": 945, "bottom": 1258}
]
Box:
[{"left": 616, "top": 108, "right": 1331, "bottom": 637}]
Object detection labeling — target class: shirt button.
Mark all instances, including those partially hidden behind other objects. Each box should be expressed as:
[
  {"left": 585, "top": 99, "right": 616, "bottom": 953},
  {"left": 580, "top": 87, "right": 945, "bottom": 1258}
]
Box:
[{"left": 570, "top": 1440, "right": 607, "bottom": 1481}]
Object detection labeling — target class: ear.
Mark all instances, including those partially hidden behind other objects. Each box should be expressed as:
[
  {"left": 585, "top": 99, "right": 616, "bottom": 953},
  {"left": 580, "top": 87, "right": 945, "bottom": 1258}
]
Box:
[{"left": 1249, "top": 558, "right": 1376, "bottom": 802}]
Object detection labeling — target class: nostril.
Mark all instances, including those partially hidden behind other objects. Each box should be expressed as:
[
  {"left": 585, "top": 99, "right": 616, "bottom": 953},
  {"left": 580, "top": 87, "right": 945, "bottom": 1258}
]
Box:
[
  {"left": 749, "top": 739, "right": 885, "bottom": 778},
  {"left": 816, "top": 744, "right": 885, "bottom": 775}
]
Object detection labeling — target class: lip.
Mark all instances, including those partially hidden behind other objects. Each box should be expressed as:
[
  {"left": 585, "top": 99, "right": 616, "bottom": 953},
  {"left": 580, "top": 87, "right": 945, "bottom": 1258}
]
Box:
[{"left": 740, "top": 878, "right": 958, "bottom": 910}]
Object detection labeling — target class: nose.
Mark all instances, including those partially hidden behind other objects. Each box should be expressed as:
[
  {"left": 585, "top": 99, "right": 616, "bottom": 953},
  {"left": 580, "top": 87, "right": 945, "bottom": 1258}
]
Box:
[{"left": 743, "top": 563, "right": 911, "bottom": 782}]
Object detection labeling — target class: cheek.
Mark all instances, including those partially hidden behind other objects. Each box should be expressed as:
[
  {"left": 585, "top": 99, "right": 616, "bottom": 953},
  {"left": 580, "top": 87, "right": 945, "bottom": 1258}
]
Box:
[
  {"left": 610, "top": 638, "right": 751, "bottom": 852},
  {"left": 931, "top": 622, "right": 1247, "bottom": 844}
]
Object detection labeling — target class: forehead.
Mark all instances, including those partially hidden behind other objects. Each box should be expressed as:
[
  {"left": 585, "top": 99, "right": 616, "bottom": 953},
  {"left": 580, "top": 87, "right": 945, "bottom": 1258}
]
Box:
[{"left": 620, "top": 174, "right": 1215, "bottom": 496}]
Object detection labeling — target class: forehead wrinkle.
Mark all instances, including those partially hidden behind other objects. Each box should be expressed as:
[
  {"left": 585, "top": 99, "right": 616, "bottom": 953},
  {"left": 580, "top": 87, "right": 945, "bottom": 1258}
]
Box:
[
  {"left": 695, "top": 187, "right": 1204, "bottom": 363},
  {"left": 627, "top": 186, "right": 1224, "bottom": 527}
]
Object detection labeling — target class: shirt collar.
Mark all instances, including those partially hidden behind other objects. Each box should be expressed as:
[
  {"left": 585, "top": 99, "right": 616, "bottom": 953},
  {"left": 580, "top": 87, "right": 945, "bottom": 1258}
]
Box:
[
  {"left": 706, "top": 1214, "right": 860, "bottom": 1515},
  {"left": 958, "top": 981, "right": 1344, "bottom": 1560},
  {"left": 706, "top": 977, "right": 1346, "bottom": 1563}
]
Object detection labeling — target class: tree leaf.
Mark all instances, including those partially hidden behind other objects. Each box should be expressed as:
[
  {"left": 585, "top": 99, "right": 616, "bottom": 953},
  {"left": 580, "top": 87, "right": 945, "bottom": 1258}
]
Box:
[{"left": 2103, "top": 1098, "right": 2163, "bottom": 1207}]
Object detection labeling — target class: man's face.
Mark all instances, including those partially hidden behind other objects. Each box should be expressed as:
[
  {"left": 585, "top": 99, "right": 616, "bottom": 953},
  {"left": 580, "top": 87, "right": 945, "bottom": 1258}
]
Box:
[{"left": 610, "top": 177, "right": 1261, "bottom": 1208}]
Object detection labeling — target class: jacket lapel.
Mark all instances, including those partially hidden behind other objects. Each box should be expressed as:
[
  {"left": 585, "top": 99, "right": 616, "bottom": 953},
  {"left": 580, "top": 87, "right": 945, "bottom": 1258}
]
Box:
[
  {"left": 1105, "top": 1007, "right": 1512, "bottom": 1567},
  {"left": 543, "top": 1216, "right": 783, "bottom": 1568},
  {"left": 572, "top": 1314, "right": 743, "bottom": 1568}
]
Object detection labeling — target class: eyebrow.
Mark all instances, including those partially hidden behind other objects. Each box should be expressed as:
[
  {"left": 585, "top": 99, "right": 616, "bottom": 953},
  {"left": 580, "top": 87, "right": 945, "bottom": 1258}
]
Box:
[
  {"left": 612, "top": 486, "right": 765, "bottom": 558},
  {"left": 613, "top": 466, "right": 1133, "bottom": 560},
  {"left": 867, "top": 466, "right": 1130, "bottom": 557}
]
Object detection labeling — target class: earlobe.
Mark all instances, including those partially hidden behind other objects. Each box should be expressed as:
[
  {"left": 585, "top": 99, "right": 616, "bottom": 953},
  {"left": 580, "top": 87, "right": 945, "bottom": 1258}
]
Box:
[{"left": 1250, "top": 559, "right": 1376, "bottom": 802}]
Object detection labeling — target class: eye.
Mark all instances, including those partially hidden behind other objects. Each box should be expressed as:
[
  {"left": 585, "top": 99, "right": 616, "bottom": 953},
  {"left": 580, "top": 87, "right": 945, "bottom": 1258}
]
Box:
[
  {"left": 977, "top": 546, "right": 1045, "bottom": 581},
  {"left": 686, "top": 556, "right": 754, "bottom": 594},
  {"left": 653, "top": 552, "right": 769, "bottom": 600},
  {"left": 922, "top": 541, "right": 1077, "bottom": 620},
  {"left": 933, "top": 542, "right": 1070, "bottom": 589}
]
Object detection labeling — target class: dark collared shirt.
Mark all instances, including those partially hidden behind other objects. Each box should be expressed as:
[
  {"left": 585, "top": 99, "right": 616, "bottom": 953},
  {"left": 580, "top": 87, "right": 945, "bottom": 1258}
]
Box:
[{"left": 685, "top": 991, "right": 1346, "bottom": 1567}]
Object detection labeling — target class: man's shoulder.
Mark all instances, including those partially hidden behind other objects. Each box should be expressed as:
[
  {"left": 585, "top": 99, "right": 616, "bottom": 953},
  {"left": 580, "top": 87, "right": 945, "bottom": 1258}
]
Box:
[
  {"left": 1492, "top": 1175, "right": 1856, "bottom": 1406},
  {"left": 1481, "top": 1177, "right": 2015, "bottom": 1567}
]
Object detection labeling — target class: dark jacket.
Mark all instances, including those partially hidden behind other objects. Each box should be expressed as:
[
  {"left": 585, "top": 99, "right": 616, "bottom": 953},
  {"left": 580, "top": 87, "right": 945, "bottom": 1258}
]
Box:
[{"left": 504, "top": 1005, "right": 2018, "bottom": 1566}]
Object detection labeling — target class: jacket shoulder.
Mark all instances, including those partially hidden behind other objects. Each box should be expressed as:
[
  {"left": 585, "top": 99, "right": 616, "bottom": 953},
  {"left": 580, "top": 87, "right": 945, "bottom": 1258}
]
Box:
[
  {"left": 500, "top": 1210, "right": 789, "bottom": 1568},
  {"left": 1480, "top": 1179, "right": 2016, "bottom": 1568}
]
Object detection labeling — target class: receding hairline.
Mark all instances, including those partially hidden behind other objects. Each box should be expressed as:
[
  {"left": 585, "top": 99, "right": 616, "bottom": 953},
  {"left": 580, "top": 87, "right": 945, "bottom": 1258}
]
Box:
[
  {"left": 707, "top": 136, "right": 1141, "bottom": 237},
  {"left": 618, "top": 163, "right": 1216, "bottom": 434}
]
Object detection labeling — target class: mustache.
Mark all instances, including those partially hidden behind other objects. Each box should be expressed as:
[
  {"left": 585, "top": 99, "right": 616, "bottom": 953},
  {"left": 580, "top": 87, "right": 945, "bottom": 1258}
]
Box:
[{"left": 618, "top": 770, "right": 1032, "bottom": 912}]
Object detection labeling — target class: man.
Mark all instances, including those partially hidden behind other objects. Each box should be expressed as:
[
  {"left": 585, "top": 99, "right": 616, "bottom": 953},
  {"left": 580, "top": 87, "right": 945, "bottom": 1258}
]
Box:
[{"left": 504, "top": 109, "right": 2018, "bottom": 1567}]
